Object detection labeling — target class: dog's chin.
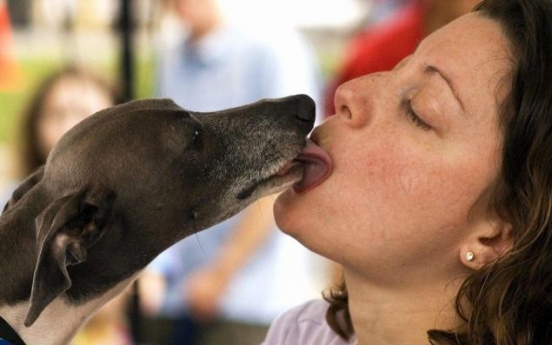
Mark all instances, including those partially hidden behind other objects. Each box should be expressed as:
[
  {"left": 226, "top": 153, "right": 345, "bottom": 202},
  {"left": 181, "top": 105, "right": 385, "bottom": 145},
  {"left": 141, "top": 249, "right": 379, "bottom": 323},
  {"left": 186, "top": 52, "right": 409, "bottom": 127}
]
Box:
[
  {"left": 191, "top": 165, "right": 304, "bottom": 232},
  {"left": 236, "top": 163, "right": 304, "bottom": 201}
]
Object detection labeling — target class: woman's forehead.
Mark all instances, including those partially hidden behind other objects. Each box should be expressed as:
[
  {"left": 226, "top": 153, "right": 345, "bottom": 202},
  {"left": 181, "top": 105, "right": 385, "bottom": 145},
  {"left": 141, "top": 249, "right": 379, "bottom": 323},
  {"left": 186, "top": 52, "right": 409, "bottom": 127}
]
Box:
[
  {"left": 415, "top": 13, "right": 514, "bottom": 119},
  {"left": 419, "top": 13, "right": 512, "bottom": 63}
]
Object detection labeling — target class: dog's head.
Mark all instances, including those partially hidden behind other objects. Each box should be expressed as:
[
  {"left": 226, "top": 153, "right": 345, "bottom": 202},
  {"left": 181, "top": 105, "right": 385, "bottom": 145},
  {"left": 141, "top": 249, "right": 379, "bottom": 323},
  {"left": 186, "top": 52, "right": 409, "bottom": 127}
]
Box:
[{"left": 2, "top": 95, "right": 315, "bottom": 326}]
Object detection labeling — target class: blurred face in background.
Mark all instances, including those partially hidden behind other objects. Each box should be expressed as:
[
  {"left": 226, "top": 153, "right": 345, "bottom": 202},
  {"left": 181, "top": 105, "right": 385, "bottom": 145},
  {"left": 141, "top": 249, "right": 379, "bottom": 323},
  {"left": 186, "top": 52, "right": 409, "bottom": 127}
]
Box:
[
  {"left": 37, "top": 75, "right": 113, "bottom": 158},
  {"left": 172, "top": 0, "right": 221, "bottom": 39}
]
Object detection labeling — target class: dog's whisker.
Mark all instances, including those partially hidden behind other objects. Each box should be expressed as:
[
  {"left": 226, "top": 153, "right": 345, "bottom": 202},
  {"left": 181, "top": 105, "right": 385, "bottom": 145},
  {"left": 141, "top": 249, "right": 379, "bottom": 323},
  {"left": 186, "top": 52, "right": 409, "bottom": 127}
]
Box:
[
  {"left": 194, "top": 232, "right": 208, "bottom": 257},
  {"left": 191, "top": 217, "right": 208, "bottom": 257}
]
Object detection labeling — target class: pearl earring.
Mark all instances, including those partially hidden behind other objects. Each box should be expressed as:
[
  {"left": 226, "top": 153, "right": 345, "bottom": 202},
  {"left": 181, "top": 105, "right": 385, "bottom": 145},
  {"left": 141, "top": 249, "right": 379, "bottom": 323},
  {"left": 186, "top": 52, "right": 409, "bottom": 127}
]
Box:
[{"left": 465, "top": 251, "right": 475, "bottom": 261}]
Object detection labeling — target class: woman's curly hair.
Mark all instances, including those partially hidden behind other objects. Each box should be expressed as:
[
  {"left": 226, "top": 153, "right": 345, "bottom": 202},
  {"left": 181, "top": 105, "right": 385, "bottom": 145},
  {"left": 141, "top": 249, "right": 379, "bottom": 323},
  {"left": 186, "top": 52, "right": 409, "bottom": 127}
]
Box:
[{"left": 324, "top": 0, "right": 552, "bottom": 344}]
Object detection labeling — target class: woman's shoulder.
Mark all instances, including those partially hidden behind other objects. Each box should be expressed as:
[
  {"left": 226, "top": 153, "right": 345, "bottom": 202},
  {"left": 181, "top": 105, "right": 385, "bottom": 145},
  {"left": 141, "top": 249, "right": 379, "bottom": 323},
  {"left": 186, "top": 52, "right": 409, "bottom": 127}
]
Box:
[{"left": 262, "top": 299, "right": 355, "bottom": 345}]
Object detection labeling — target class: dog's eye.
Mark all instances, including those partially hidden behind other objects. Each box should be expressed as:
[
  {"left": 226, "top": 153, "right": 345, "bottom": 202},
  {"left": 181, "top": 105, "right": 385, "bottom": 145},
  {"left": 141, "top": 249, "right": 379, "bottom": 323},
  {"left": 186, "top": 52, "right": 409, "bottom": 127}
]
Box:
[
  {"left": 192, "top": 129, "right": 201, "bottom": 144},
  {"left": 188, "top": 126, "right": 202, "bottom": 150},
  {"left": 182, "top": 116, "right": 203, "bottom": 151}
]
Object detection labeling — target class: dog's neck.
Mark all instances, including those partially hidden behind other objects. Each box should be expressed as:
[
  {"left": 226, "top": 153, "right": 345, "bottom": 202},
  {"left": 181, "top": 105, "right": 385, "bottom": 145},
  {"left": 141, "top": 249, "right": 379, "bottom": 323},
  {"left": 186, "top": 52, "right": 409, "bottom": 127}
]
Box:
[
  {"left": 0, "top": 192, "right": 138, "bottom": 345},
  {"left": 0, "top": 204, "right": 40, "bottom": 307},
  {"left": 0, "top": 300, "right": 83, "bottom": 345},
  {"left": 0, "top": 277, "right": 135, "bottom": 345},
  {"left": 0, "top": 196, "right": 50, "bottom": 344}
]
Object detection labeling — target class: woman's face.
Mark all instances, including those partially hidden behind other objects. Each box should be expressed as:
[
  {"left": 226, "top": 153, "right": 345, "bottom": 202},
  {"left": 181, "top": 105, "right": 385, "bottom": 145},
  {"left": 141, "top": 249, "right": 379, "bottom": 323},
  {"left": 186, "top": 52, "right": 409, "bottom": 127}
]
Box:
[
  {"left": 37, "top": 76, "right": 113, "bottom": 158},
  {"left": 275, "top": 13, "right": 514, "bottom": 284}
]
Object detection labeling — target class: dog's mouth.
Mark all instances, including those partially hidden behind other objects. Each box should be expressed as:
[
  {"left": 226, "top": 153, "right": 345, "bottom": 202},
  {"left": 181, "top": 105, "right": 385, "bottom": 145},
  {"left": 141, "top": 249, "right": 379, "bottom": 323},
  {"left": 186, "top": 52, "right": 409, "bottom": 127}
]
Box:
[
  {"left": 236, "top": 159, "right": 304, "bottom": 200},
  {"left": 236, "top": 139, "right": 332, "bottom": 200}
]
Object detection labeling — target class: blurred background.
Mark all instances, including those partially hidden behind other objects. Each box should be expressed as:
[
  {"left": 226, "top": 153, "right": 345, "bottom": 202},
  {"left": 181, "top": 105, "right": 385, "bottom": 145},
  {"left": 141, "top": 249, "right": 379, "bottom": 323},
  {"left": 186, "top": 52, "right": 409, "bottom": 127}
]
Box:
[{"left": 0, "top": 0, "right": 375, "bottom": 187}]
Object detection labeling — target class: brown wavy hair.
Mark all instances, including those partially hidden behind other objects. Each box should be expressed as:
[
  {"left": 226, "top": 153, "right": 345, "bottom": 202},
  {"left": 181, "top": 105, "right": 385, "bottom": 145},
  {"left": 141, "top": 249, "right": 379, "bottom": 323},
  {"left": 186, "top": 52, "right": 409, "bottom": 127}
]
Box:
[
  {"left": 324, "top": 0, "right": 552, "bottom": 344},
  {"left": 19, "top": 65, "right": 122, "bottom": 177}
]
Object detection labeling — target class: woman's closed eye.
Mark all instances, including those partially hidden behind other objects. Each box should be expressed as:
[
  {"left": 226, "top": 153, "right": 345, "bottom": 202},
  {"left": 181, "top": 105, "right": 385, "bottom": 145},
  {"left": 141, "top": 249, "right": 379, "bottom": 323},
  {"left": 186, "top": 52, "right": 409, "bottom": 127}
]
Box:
[{"left": 403, "top": 100, "right": 431, "bottom": 131}]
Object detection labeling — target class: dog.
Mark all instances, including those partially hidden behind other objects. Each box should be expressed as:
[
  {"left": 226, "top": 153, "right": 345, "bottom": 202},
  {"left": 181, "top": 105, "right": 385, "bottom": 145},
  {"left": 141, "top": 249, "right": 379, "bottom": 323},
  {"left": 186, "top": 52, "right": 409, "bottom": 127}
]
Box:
[{"left": 0, "top": 94, "right": 315, "bottom": 345}]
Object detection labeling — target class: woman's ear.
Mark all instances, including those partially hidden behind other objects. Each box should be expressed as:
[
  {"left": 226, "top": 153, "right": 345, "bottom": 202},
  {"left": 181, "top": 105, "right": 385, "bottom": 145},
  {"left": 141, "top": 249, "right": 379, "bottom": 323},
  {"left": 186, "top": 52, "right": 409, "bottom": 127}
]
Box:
[{"left": 460, "top": 218, "right": 513, "bottom": 270}]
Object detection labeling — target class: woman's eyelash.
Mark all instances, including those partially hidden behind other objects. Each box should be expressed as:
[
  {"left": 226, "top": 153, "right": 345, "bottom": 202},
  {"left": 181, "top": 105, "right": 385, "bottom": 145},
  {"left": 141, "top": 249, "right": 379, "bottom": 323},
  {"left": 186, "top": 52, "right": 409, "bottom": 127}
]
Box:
[{"left": 404, "top": 100, "right": 431, "bottom": 131}]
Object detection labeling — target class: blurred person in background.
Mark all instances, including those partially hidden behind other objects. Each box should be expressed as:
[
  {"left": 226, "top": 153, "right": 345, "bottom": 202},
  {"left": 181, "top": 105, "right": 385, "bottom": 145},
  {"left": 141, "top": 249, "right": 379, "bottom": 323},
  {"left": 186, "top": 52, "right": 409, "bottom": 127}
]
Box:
[
  {"left": 17, "top": 66, "right": 121, "bottom": 177},
  {"left": 138, "top": 0, "right": 323, "bottom": 344},
  {"left": 366, "top": 0, "right": 412, "bottom": 24},
  {"left": 323, "top": 0, "right": 481, "bottom": 117},
  {"left": 2, "top": 65, "right": 129, "bottom": 345}
]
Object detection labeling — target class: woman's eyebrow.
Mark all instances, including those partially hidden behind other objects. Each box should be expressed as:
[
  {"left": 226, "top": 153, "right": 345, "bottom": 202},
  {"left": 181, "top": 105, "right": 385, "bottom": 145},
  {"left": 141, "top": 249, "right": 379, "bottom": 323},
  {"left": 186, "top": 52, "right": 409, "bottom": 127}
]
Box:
[{"left": 425, "top": 64, "right": 466, "bottom": 114}]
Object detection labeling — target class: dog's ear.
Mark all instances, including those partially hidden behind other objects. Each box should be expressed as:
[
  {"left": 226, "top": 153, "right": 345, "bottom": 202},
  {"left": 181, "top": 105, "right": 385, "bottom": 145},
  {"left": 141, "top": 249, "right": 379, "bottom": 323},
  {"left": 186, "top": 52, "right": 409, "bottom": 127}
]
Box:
[
  {"left": 2, "top": 166, "right": 45, "bottom": 214},
  {"left": 24, "top": 185, "right": 115, "bottom": 327}
]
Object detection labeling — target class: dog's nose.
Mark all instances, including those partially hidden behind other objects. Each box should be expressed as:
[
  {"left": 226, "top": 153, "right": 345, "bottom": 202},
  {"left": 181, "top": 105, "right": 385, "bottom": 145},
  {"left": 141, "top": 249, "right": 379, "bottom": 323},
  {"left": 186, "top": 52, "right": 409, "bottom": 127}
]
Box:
[
  {"left": 297, "top": 95, "right": 316, "bottom": 121},
  {"left": 280, "top": 94, "right": 315, "bottom": 125}
]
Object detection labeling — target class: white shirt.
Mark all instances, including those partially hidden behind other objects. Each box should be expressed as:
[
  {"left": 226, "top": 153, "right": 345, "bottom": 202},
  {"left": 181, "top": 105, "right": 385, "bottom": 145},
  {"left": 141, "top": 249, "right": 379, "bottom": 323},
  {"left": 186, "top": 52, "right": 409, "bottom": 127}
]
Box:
[{"left": 263, "top": 299, "right": 357, "bottom": 344}]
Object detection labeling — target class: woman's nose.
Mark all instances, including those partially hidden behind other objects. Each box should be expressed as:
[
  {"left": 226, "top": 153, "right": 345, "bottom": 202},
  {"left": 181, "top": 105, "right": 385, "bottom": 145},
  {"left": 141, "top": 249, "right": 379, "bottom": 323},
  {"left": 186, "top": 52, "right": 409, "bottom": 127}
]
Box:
[{"left": 333, "top": 73, "right": 384, "bottom": 129}]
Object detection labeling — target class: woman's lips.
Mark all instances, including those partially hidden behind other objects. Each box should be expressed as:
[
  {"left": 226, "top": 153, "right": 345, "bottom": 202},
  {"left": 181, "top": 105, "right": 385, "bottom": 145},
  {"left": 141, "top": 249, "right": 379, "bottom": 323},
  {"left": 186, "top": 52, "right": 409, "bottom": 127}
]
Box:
[{"left": 292, "top": 138, "right": 333, "bottom": 194}]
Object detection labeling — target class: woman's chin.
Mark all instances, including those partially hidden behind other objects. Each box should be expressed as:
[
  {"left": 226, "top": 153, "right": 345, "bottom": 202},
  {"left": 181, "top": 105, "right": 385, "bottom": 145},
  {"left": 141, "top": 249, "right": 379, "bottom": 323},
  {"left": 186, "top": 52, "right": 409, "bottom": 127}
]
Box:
[
  {"left": 274, "top": 179, "right": 328, "bottom": 238},
  {"left": 274, "top": 187, "right": 301, "bottom": 234}
]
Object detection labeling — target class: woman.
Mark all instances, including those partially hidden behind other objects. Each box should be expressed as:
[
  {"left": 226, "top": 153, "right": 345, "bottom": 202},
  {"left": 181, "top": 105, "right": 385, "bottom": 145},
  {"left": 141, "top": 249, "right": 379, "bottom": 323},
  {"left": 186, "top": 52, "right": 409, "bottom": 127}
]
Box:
[
  {"left": 265, "top": 0, "right": 552, "bottom": 344},
  {"left": 19, "top": 66, "right": 121, "bottom": 177}
]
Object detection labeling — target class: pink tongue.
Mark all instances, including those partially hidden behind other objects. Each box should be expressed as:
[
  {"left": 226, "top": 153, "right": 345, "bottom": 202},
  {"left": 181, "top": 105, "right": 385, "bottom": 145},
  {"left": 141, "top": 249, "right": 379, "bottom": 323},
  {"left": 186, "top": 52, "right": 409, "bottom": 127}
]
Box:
[{"left": 293, "top": 139, "right": 333, "bottom": 194}]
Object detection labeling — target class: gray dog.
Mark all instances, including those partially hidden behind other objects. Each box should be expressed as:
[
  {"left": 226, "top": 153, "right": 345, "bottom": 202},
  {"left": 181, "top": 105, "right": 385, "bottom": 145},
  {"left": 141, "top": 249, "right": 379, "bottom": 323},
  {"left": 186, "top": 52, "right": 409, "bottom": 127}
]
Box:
[{"left": 0, "top": 95, "right": 315, "bottom": 345}]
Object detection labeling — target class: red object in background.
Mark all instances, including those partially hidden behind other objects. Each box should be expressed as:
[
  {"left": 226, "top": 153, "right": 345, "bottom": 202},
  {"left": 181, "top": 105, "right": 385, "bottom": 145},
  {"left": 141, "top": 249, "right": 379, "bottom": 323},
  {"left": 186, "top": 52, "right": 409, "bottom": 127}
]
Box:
[
  {"left": 323, "top": 3, "right": 424, "bottom": 118},
  {"left": 0, "top": 0, "right": 21, "bottom": 91}
]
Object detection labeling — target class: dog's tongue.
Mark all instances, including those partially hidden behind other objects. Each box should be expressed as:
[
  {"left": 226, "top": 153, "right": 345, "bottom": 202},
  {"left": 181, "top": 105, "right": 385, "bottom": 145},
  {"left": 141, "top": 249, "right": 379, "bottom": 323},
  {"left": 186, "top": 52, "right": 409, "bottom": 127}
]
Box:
[{"left": 293, "top": 139, "right": 333, "bottom": 194}]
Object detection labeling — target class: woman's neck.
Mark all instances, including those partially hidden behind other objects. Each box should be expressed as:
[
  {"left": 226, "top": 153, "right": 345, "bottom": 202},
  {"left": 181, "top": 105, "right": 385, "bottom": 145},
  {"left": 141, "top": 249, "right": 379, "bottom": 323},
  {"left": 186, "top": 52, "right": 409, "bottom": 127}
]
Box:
[{"left": 344, "top": 271, "right": 462, "bottom": 345}]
